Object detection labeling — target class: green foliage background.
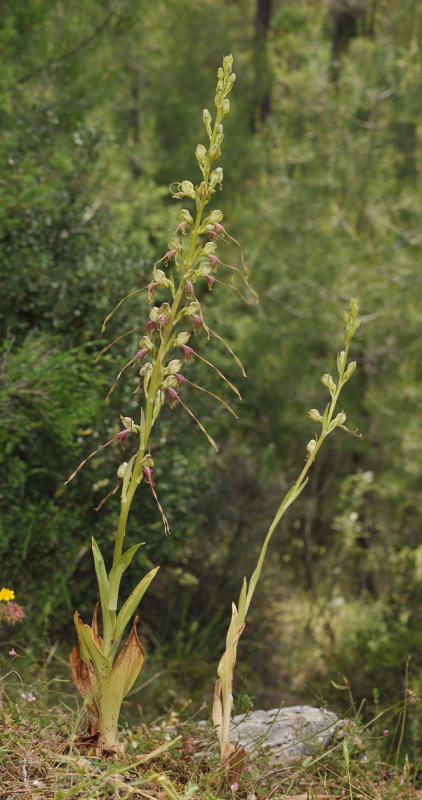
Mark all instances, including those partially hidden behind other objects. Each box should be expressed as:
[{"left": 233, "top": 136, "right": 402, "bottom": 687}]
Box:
[{"left": 1, "top": 0, "right": 422, "bottom": 731}]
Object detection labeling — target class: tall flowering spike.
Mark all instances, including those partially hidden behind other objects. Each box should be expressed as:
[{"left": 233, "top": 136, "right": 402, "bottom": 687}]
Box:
[{"left": 66, "top": 55, "right": 259, "bottom": 755}]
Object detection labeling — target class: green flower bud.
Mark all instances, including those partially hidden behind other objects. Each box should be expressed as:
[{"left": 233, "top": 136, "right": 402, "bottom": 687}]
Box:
[
  {"left": 140, "top": 362, "right": 153, "bottom": 379},
  {"left": 152, "top": 389, "right": 165, "bottom": 422},
  {"left": 197, "top": 181, "right": 209, "bottom": 199},
  {"left": 196, "top": 262, "right": 212, "bottom": 277},
  {"left": 175, "top": 331, "right": 191, "bottom": 346},
  {"left": 162, "top": 375, "right": 178, "bottom": 390},
  {"left": 329, "top": 411, "right": 347, "bottom": 432},
  {"left": 209, "top": 209, "right": 223, "bottom": 224},
  {"left": 166, "top": 359, "right": 182, "bottom": 375},
  {"left": 223, "top": 54, "right": 233, "bottom": 74},
  {"left": 344, "top": 361, "right": 357, "bottom": 381},
  {"left": 209, "top": 167, "right": 223, "bottom": 189},
  {"left": 215, "top": 124, "right": 224, "bottom": 146},
  {"left": 308, "top": 408, "right": 323, "bottom": 423},
  {"left": 199, "top": 223, "right": 214, "bottom": 234},
  {"left": 307, "top": 439, "right": 317, "bottom": 455},
  {"left": 209, "top": 143, "right": 221, "bottom": 161},
  {"left": 138, "top": 335, "right": 153, "bottom": 351},
  {"left": 167, "top": 235, "right": 180, "bottom": 252},
  {"left": 321, "top": 373, "right": 336, "bottom": 396},
  {"left": 195, "top": 143, "right": 207, "bottom": 164},
  {"left": 202, "top": 241, "right": 217, "bottom": 255},
  {"left": 337, "top": 350, "right": 346, "bottom": 373},
  {"left": 149, "top": 306, "right": 161, "bottom": 323},
  {"left": 180, "top": 180, "right": 196, "bottom": 199},
  {"left": 184, "top": 301, "right": 201, "bottom": 316},
  {"left": 221, "top": 98, "right": 230, "bottom": 116},
  {"left": 117, "top": 462, "right": 128, "bottom": 479},
  {"left": 218, "top": 67, "right": 224, "bottom": 80},
  {"left": 179, "top": 208, "right": 193, "bottom": 225},
  {"left": 349, "top": 297, "right": 359, "bottom": 320},
  {"left": 203, "top": 108, "right": 212, "bottom": 138},
  {"left": 120, "top": 416, "right": 137, "bottom": 432},
  {"left": 153, "top": 268, "right": 168, "bottom": 284}
]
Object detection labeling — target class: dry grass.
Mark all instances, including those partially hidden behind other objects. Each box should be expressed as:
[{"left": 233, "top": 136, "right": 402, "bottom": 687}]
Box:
[{"left": 1, "top": 693, "right": 422, "bottom": 800}]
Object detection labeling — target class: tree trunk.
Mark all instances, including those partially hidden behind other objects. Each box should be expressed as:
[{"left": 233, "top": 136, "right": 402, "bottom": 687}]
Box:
[{"left": 252, "top": 0, "right": 273, "bottom": 131}]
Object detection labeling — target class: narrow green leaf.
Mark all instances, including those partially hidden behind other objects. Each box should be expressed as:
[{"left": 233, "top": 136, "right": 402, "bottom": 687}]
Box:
[
  {"left": 322, "top": 402, "right": 331, "bottom": 430},
  {"left": 237, "top": 577, "right": 247, "bottom": 627},
  {"left": 121, "top": 453, "right": 136, "bottom": 503},
  {"left": 92, "top": 537, "right": 109, "bottom": 600},
  {"left": 331, "top": 680, "right": 349, "bottom": 690},
  {"left": 91, "top": 537, "right": 113, "bottom": 642},
  {"left": 108, "top": 543, "right": 142, "bottom": 611},
  {"left": 114, "top": 567, "right": 159, "bottom": 647}
]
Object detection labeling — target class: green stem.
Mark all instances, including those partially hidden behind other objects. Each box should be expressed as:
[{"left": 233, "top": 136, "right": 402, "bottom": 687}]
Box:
[
  {"left": 108, "top": 105, "right": 225, "bottom": 623},
  {"left": 242, "top": 342, "right": 350, "bottom": 620}
]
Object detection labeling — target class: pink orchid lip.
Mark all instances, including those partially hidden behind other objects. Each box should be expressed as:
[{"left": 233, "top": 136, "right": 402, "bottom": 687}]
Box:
[
  {"left": 193, "top": 314, "right": 203, "bottom": 333},
  {"left": 181, "top": 345, "right": 194, "bottom": 361},
  {"left": 136, "top": 349, "right": 147, "bottom": 362},
  {"left": 164, "top": 249, "right": 175, "bottom": 260},
  {"left": 142, "top": 465, "right": 154, "bottom": 485},
  {"left": 167, "top": 387, "right": 179, "bottom": 408}
]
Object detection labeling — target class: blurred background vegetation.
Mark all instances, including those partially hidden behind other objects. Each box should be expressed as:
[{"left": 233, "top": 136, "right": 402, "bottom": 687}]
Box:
[{"left": 1, "top": 0, "right": 422, "bottom": 744}]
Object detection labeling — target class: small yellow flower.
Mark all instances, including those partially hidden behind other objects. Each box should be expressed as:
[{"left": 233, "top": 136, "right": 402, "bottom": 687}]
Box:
[{"left": 0, "top": 587, "right": 15, "bottom": 602}]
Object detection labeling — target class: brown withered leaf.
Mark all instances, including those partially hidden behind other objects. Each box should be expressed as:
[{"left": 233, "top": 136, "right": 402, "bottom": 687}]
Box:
[
  {"left": 91, "top": 602, "right": 103, "bottom": 650},
  {"left": 181, "top": 733, "right": 195, "bottom": 759},
  {"left": 69, "top": 643, "right": 100, "bottom": 735},
  {"left": 227, "top": 745, "right": 247, "bottom": 787},
  {"left": 70, "top": 643, "right": 91, "bottom": 700},
  {"left": 212, "top": 678, "right": 223, "bottom": 751}
]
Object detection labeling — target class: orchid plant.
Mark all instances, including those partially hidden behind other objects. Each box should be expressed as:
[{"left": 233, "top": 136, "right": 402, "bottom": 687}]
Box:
[
  {"left": 67, "top": 54, "right": 256, "bottom": 754},
  {"left": 212, "top": 299, "right": 361, "bottom": 770}
]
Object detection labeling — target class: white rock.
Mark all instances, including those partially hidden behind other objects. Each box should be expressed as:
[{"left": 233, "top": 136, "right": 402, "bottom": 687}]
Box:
[{"left": 228, "top": 705, "right": 340, "bottom": 765}]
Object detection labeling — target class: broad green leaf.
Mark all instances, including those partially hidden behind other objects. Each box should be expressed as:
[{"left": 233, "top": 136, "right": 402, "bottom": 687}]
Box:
[
  {"left": 114, "top": 566, "right": 159, "bottom": 648},
  {"left": 108, "top": 616, "right": 144, "bottom": 700},
  {"left": 108, "top": 543, "right": 143, "bottom": 611},
  {"left": 73, "top": 612, "right": 111, "bottom": 692}
]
